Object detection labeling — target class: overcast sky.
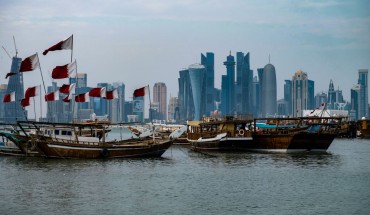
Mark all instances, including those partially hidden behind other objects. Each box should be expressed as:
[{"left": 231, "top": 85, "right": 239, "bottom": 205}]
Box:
[{"left": 1, "top": 0, "right": 370, "bottom": 117}]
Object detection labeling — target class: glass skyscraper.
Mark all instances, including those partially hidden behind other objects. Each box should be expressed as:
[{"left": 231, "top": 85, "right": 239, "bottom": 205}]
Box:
[
  {"left": 292, "top": 70, "right": 315, "bottom": 117},
  {"left": 188, "top": 64, "right": 206, "bottom": 120},
  {"left": 261, "top": 63, "right": 277, "bottom": 117},
  {"left": 358, "top": 69, "right": 368, "bottom": 119},
  {"left": 153, "top": 82, "right": 167, "bottom": 120},
  {"left": 4, "top": 57, "right": 26, "bottom": 122},
  {"left": 221, "top": 53, "right": 235, "bottom": 115},
  {"left": 201, "top": 52, "right": 215, "bottom": 116}
]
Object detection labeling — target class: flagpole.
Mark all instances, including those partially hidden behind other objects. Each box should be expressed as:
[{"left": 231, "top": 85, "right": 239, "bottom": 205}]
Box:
[
  {"left": 36, "top": 52, "right": 49, "bottom": 122},
  {"left": 71, "top": 34, "right": 73, "bottom": 63},
  {"left": 147, "top": 84, "right": 155, "bottom": 142},
  {"left": 33, "top": 97, "right": 37, "bottom": 121}
]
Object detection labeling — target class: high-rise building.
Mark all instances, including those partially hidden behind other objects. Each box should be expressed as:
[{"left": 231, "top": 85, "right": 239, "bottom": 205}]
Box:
[
  {"left": 221, "top": 53, "right": 235, "bottom": 115},
  {"left": 153, "top": 82, "right": 167, "bottom": 120},
  {"left": 256, "top": 68, "right": 264, "bottom": 117},
  {"left": 201, "top": 52, "right": 215, "bottom": 115},
  {"left": 284, "top": 80, "right": 292, "bottom": 116},
  {"left": 188, "top": 64, "right": 206, "bottom": 120},
  {"left": 168, "top": 96, "right": 179, "bottom": 122},
  {"left": 292, "top": 70, "right": 315, "bottom": 117},
  {"left": 261, "top": 63, "right": 277, "bottom": 117},
  {"left": 178, "top": 68, "right": 194, "bottom": 121},
  {"left": 70, "top": 73, "right": 89, "bottom": 119},
  {"left": 351, "top": 84, "right": 361, "bottom": 120},
  {"left": 328, "top": 79, "right": 344, "bottom": 110},
  {"left": 4, "top": 57, "right": 26, "bottom": 122},
  {"left": 315, "top": 92, "right": 328, "bottom": 108},
  {"left": 236, "top": 52, "right": 253, "bottom": 114},
  {"left": 358, "top": 69, "right": 368, "bottom": 118},
  {"left": 112, "top": 82, "right": 125, "bottom": 123},
  {"left": 252, "top": 76, "right": 260, "bottom": 117}
]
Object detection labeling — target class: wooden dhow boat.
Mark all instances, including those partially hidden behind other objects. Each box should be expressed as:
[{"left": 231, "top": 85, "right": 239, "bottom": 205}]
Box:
[
  {"left": 187, "top": 115, "right": 254, "bottom": 151},
  {"left": 357, "top": 118, "right": 370, "bottom": 138},
  {"left": 17, "top": 121, "right": 173, "bottom": 159}
]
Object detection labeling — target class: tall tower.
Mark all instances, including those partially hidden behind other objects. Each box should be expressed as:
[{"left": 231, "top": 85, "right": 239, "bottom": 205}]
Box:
[
  {"left": 4, "top": 56, "right": 26, "bottom": 122},
  {"left": 292, "top": 70, "right": 315, "bottom": 117},
  {"left": 261, "top": 63, "right": 277, "bottom": 117},
  {"left": 178, "top": 69, "right": 194, "bottom": 121},
  {"left": 284, "top": 80, "right": 292, "bottom": 116},
  {"left": 201, "top": 52, "right": 215, "bottom": 115},
  {"left": 221, "top": 52, "right": 235, "bottom": 115},
  {"left": 236, "top": 52, "right": 253, "bottom": 114},
  {"left": 358, "top": 69, "right": 368, "bottom": 118},
  {"left": 188, "top": 64, "right": 206, "bottom": 120},
  {"left": 153, "top": 82, "right": 167, "bottom": 121}
]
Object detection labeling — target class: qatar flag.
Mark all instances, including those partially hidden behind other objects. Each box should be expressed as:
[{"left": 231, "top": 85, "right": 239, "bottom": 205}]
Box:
[
  {"left": 133, "top": 86, "right": 147, "bottom": 97},
  {"left": 19, "top": 54, "right": 39, "bottom": 72},
  {"left": 45, "top": 91, "right": 59, "bottom": 102},
  {"left": 3, "top": 92, "right": 15, "bottom": 103},
  {"left": 43, "top": 35, "right": 73, "bottom": 55},
  {"left": 21, "top": 97, "right": 30, "bottom": 107},
  {"left": 75, "top": 92, "right": 90, "bottom": 102},
  {"left": 25, "top": 85, "right": 40, "bottom": 98},
  {"left": 5, "top": 72, "right": 16, "bottom": 79},
  {"left": 89, "top": 87, "right": 106, "bottom": 97},
  {"left": 106, "top": 89, "right": 118, "bottom": 100},
  {"left": 51, "top": 60, "right": 77, "bottom": 79},
  {"left": 63, "top": 94, "right": 72, "bottom": 103},
  {"left": 59, "top": 83, "right": 76, "bottom": 94}
]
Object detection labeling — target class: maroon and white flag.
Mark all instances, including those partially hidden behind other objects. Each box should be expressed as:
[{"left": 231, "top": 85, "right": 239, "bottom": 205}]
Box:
[
  {"left": 51, "top": 60, "right": 77, "bottom": 79},
  {"left": 5, "top": 72, "right": 16, "bottom": 79},
  {"left": 133, "top": 86, "right": 147, "bottom": 97},
  {"left": 25, "top": 85, "right": 40, "bottom": 98},
  {"left": 43, "top": 35, "right": 73, "bottom": 55},
  {"left": 63, "top": 94, "right": 72, "bottom": 103},
  {"left": 3, "top": 92, "right": 15, "bottom": 103},
  {"left": 106, "top": 89, "right": 118, "bottom": 100},
  {"left": 21, "top": 97, "right": 30, "bottom": 107},
  {"left": 75, "top": 92, "right": 90, "bottom": 102},
  {"left": 89, "top": 87, "right": 106, "bottom": 97},
  {"left": 59, "top": 83, "right": 76, "bottom": 94},
  {"left": 45, "top": 91, "right": 59, "bottom": 102},
  {"left": 19, "top": 54, "right": 39, "bottom": 72}
]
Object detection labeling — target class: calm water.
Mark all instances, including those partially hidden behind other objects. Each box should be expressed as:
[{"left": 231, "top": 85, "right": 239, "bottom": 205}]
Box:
[{"left": 0, "top": 132, "right": 369, "bottom": 215}]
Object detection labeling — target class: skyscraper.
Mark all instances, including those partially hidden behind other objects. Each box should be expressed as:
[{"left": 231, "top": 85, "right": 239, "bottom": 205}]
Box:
[
  {"left": 188, "top": 64, "right": 206, "bottom": 120},
  {"left": 236, "top": 52, "right": 253, "bottom": 114},
  {"left": 221, "top": 53, "right": 235, "bottom": 115},
  {"left": 292, "top": 70, "right": 315, "bottom": 117},
  {"left": 4, "top": 57, "right": 26, "bottom": 122},
  {"left": 153, "top": 82, "right": 167, "bottom": 120},
  {"left": 201, "top": 52, "right": 215, "bottom": 115},
  {"left": 178, "top": 68, "right": 194, "bottom": 121},
  {"left": 168, "top": 96, "right": 179, "bottom": 122},
  {"left": 358, "top": 69, "right": 368, "bottom": 118},
  {"left": 351, "top": 84, "right": 361, "bottom": 120},
  {"left": 112, "top": 82, "right": 125, "bottom": 123},
  {"left": 284, "top": 80, "right": 292, "bottom": 116},
  {"left": 261, "top": 63, "right": 277, "bottom": 117}
]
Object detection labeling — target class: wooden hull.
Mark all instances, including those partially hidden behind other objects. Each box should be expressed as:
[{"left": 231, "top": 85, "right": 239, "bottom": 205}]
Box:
[
  {"left": 250, "top": 133, "right": 305, "bottom": 153},
  {"left": 35, "top": 137, "right": 173, "bottom": 159},
  {"left": 0, "top": 132, "right": 40, "bottom": 156},
  {"left": 291, "top": 132, "right": 336, "bottom": 152}
]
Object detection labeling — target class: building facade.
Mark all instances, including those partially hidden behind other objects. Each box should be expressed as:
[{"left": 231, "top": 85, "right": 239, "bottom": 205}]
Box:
[
  {"left": 292, "top": 70, "right": 315, "bottom": 117},
  {"left": 153, "top": 82, "right": 167, "bottom": 121},
  {"left": 221, "top": 53, "right": 235, "bottom": 115},
  {"left": 188, "top": 64, "right": 206, "bottom": 120},
  {"left": 261, "top": 63, "right": 277, "bottom": 117},
  {"left": 201, "top": 52, "right": 215, "bottom": 116}
]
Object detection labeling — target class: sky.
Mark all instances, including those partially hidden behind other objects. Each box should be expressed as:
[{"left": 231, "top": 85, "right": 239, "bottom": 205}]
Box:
[{"left": 1, "top": 0, "right": 370, "bottom": 118}]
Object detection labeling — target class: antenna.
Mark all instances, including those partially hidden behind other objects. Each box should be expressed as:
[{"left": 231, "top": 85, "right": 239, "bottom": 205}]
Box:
[
  {"left": 13, "top": 35, "right": 18, "bottom": 57},
  {"left": 2, "top": 46, "right": 12, "bottom": 59}
]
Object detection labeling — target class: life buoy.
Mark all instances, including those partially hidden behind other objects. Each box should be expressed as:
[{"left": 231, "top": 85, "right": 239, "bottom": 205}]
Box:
[{"left": 239, "top": 129, "right": 245, "bottom": 136}]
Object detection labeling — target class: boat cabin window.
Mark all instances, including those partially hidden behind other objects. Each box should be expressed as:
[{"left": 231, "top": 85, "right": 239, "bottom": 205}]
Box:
[
  {"left": 55, "top": 130, "right": 60, "bottom": 135},
  {"left": 61, "top": 130, "right": 72, "bottom": 136}
]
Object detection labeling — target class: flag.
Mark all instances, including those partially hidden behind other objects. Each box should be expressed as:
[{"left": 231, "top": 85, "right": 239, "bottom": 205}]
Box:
[
  {"left": 21, "top": 97, "right": 30, "bottom": 107},
  {"left": 133, "top": 86, "right": 146, "bottom": 97},
  {"left": 19, "top": 53, "right": 39, "bottom": 72},
  {"left": 89, "top": 87, "right": 106, "bottom": 97},
  {"left": 63, "top": 94, "right": 72, "bottom": 103},
  {"left": 5, "top": 72, "right": 16, "bottom": 79},
  {"left": 106, "top": 89, "right": 118, "bottom": 100},
  {"left": 75, "top": 92, "right": 90, "bottom": 102},
  {"left": 51, "top": 60, "right": 77, "bottom": 79},
  {"left": 214, "top": 110, "right": 219, "bottom": 115},
  {"left": 43, "top": 35, "right": 73, "bottom": 55},
  {"left": 45, "top": 91, "right": 59, "bottom": 102},
  {"left": 59, "top": 83, "right": 76, "bottom": 94},
  {"left": 3, "top": 92, "right": 15, "bottom": 103},
  {"left": 25, "top": 85, "right": 40, "bottom": 98}
]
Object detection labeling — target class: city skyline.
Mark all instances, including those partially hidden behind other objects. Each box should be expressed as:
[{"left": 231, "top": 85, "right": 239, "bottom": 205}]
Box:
[{"left": 1, "top": 0, "right": 369, "bottom": 106}]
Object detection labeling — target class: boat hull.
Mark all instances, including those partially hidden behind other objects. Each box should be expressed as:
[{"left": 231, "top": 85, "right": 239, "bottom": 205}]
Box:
[
  {"left": 35, "top": 138, "right": 173, "bottom": 159},
  {"left": 291, "top": 132, "right": 336, "bottom": 152},
  {"left": 190, "top": 137, "right": 253, "bottom": 152}
]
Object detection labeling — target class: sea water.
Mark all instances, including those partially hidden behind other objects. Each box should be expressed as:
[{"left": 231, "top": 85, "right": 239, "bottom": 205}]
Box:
[{"left": 0, "top": 129, "right": 369, "bottom": 215}]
